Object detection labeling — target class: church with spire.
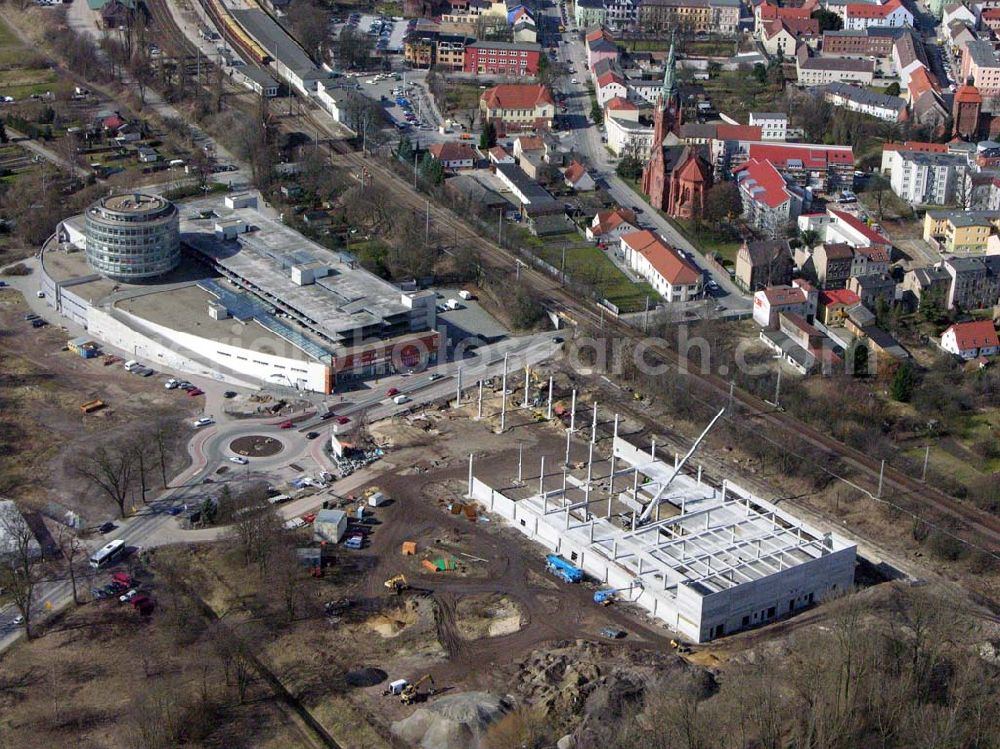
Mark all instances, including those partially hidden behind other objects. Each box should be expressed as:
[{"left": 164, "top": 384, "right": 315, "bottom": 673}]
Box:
[{"left": 640, "top": 39, "right": 713, "bottom": 219}]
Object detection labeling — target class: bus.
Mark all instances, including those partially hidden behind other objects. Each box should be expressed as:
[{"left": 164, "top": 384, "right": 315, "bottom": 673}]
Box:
[{"left": 89, "top": 539, "right": 125, "bottom": 569}]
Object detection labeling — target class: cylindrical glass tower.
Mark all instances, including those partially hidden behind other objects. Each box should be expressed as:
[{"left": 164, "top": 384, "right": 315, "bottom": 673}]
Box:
[{"left": 84, "top": 193, "right": 180, "bottom": 281}]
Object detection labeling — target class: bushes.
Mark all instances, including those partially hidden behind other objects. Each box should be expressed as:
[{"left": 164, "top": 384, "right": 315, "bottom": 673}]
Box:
[{"left": 2, "top": 263, "right": 31, "bottom": 276}]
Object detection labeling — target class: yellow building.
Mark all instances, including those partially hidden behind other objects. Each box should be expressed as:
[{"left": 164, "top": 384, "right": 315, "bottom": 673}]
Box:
[{"left": 923, "top": 209, "right": 1000, "bottom": 253}]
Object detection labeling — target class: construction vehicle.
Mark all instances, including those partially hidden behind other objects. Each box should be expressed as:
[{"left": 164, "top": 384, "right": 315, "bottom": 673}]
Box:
[
  {"left": 400, "top": 674, "right": 436, "bottom": 705},
  {"left": 545, "top": 554, "right": 584, "bottom": 583},
  {"left": 384, "top": 574, "right": 409, "bottom": 594},
  {"left": 593, "top": 582, "right": 642, "bottom": 606},
  {"left": 670, "top": 639, "right": 691, "bottom": 654}
]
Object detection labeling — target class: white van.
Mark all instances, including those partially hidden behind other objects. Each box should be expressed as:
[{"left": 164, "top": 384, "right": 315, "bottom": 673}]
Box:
[
  {"left": 393, "top": 394, "right": 410, "bottom": 405},
  {"left": 169, "top": 159, "right": 185, "bottom": 168},
  {"left": 123, "top": 360, "right": 140, "bottom": 371},
  {"left": 458, "top": 290, "right": 473, "bottom": 300}
]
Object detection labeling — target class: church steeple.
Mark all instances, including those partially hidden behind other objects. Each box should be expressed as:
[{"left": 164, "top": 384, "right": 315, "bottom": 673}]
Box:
[{"left": 661, "top": 34, "right": 677, "bottom": 103}]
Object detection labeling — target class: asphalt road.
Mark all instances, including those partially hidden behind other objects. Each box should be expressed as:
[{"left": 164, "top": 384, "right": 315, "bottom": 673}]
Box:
[{"left": 545, "top": 14, "right": 751, "bottom": 313}]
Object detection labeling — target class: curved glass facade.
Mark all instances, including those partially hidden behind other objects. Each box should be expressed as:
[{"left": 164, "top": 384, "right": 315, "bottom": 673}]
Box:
[{"left": 84, "top": 193, "right": 180, "bottom": 281}]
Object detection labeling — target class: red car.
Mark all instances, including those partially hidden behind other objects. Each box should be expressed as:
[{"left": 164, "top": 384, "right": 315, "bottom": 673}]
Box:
[
  {"left": 188, "top": 388, "right": 203, "bottom": 396},
  {"left": 279, "top": 420, "right": 293, "bottom": 429},
  {"left": 386, "top": 387, "right": 399, "bottom": 397},
  {"left": 336, "top": 416, "right": 350, "bottom": 425}
]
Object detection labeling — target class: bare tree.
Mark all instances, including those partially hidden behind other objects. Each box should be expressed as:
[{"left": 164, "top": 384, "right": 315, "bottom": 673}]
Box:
[
  {"left": 226, "top": 491, "right": 282, "bottom": 576},
  {"left": 75, "top": 442, "right": 136, "bottom": 518},
  {"left": 0, "top": 505, "right": 41, "bottom": 639},
  {"left": 54, "top": 526, "right": 83, "bottom": 605},
  {"left": 131, "top": 437, "right": 157, "bottom": 505}
]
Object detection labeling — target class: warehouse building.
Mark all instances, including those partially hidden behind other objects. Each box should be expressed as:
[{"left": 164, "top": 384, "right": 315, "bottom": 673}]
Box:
[{"left": 467, "top": 433, "right": 856, "bottom": 643}]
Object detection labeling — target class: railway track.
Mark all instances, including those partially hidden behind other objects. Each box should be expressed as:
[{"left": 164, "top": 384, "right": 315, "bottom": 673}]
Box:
[
  {"left": 146, "top": 0, "right": 200, "bottom": 59},
  {"left": 309, "top": 125, "right": 1000, "bottom": 554}
]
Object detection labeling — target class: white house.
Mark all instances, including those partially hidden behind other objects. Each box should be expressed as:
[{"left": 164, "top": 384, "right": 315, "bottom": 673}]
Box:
[
  {"left": 620, "top": 230, "right": 703, "bottom": 302},
  {"left": 563, "top": 160, "right": 596, "bottom": 191},
  {"left": 749, "top": 112, "right": 787, "bottom": 141},
  {"left": 843, "top": 0, "right": 913, "bottom": 31},
  {"left": 605, "top": 114, "right": 654, "bottom": 157},
  {"left": 940, "top": 320, "right": 1000, "bottom": 358},
  {"left": 586, "top": 208, "right": 639, "bottom": 244},
  {"left": 428, "top": 142, "right": 476, "bottom": 170}
]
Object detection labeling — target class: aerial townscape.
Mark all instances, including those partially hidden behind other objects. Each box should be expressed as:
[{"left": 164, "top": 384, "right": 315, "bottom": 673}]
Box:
[{"left": 3, "top": 0, "right": 1000, "bottom": 744}]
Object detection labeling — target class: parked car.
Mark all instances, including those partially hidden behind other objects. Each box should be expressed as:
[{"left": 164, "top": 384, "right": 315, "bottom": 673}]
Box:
[
  {"left": 119, "top": 589, "right": 139, "bottom": 603},
  {"left": 336, "top": 416, "right": 351, "bottom": 425},
  {"left": 601, "top": 627, "right": 626, "bottom": 639},
  {"left": 306, "top": 432, "right": 320, "bottom": 439},
  {"left": 386, "top": 387, "right": 399, "bottom": 397},
  {"left": 188, "top": 388, "right": 204, "bottom": 396},
  {"left": 229, "top": 456, "right": 249, "bottom": 465},
  {"left": 99, "top": 521, "right": 116, "bottom": 534},
  {"left": 223, "top": 391, "right": 237, "bottom": 398},
  {"left": 279, "top": 420, "right": 293, "bottom": 429}
]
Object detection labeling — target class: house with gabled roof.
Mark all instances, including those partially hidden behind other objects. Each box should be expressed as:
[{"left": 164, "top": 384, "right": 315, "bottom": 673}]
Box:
[{"left": 941, "top": 320, "right": 1000, "bottom": 359}]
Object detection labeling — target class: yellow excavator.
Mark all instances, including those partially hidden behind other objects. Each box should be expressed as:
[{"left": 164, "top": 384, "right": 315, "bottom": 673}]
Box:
[
  {"left": 400, "top": 674, "right": 436, "bottom": 705},
  {"left": 384, "top": 574, "right": 409, "bottom": 595}
]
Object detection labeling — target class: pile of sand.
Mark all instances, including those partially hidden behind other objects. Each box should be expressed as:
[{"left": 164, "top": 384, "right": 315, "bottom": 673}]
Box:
[
  {"left": 366, "top": 604, "right": 419, "bottom": 638},
  {"left": 391, "top": 692, "right": 510, "bottom": 749}
]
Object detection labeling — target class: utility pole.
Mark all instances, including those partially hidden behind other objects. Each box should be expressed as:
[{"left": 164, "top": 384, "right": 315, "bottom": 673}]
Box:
[
  {"left": 517, "top": 441, "right": 523, "bottom": 483},
  {"left": 498, "top": 206, "right": 503, "bottom": 245},
  {"left": 523, "top": 364, "right": 529, "bottom": 408},
  {"left": 921, "top": 445, "right": 929, "bottom": 482},
  {"left": 546, "top": 377, "right": 553, "bottom": 420},
  {"left": 477, "top": 379, "right": 483, "bottom": 419},
  {"left": 877, "top": 459, "right": 885, "bottom": 499},
  {"left": 425, "top": 200, "right": 430, "bottom": 246},
  {"left": 560, "top": 246, "right": 567, "bottom": 285},
  {"left": 413, "top": 151, "right": 418, "bottom": 188},
  {"left": 455, "top": 367, "right": 462, "bottom": 407},
  {"left": 500, "top": 353, "right": 508, "bottom": 432},
  {"left": 643, "top": 295, "right": 650, "bottom": 332},
  {"left": 728, "top": 380, "right": 734, "bottom": 414}
]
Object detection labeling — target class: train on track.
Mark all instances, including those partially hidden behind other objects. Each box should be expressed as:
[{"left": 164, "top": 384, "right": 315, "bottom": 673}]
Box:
[{"left": 198, "top": 0, "right": 272, "bottom": 65}]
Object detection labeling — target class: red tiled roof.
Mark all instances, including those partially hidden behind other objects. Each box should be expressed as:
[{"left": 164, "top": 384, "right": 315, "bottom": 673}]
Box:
[
  {"left": 597, "top": 71, "right": 625, "bottom": 88},
  {"left": 103, "top": 114, "right": 125, "bottom": 130},
  {"left": 820, "top": 288, "right": 861, "bottom": 307},
  {"left": 954, "top": 84, "right": 983, "bottom": 105},
  {"left": 716, "top": 124, "right": 763, "bottom": 141},
  {"left": 907, "top": 67, "right": 940, "bottom": 100},
  {"left": 766, "top": 16, "right": 819, "bottom": 38},
  {"left": 481, "top": 84, "right": 555, "bottom": 111},
  {"left": 759, "top": 1, "right": 814, "bottom": 21},
  {"left": 606, "top": 96, "right": 637, "bottom": 111},
  {"left": 761, "top": 285, "right": 807, "bottom": 306},
  {"left": 516, "top": 135, "right": 544, "bottom": 151},
  {"left": 429, "top": 142, "right": 475, "bottom": 162},
  {"left": 488, "top": 145, "right": 511, "bottom": 160},
  {"left": 621, "top": 230, "right": 702, "bottom": 286},
  {"left": 736, "top": 158, "right": 792, "bottom": 209},
  {"left": 855, "top": 245, "right": 890, "bottom": 263},
  {"left": 749, "top": 143, "right": 854, "bottom": 169},
  {"left": 592, "top": 208, "right": 638, "bottom": 235},
  {"left": 564, "top": 160, "right": 588, "bottom": 184},
  {"left": 982, "top": 6, "right": 1000, "bottom": 18},
  {"left": 883, "top": 140, "right": 947, "bottom": 154},
  {"left": 945, "top": 320, "right": 1000, "bottom": 350},
  {"left": 847, "top": 0, "right": 903, "bottom": 18}
]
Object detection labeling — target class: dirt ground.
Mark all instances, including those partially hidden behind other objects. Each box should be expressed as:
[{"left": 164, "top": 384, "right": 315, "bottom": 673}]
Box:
[{"left": 0, "top": 287, "right": 199, "bottom": 522}]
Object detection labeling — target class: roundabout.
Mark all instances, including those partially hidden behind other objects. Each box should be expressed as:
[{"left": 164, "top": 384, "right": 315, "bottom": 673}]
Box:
[{"left": 229, "top": 434, "right": 285, "bottom": 458}]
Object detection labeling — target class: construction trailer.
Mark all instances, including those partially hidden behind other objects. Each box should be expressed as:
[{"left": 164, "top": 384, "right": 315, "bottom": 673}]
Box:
[{"left": 466, "top": 434, "right": 857, "bottom": 644}]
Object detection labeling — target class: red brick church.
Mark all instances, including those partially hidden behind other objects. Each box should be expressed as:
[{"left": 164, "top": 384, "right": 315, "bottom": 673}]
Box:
[{"left": 640, "top": 40, "right": 712, "bottom": 219}]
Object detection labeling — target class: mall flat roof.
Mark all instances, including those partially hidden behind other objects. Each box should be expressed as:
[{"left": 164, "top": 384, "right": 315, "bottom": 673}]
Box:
[{"left": 179, "top": 195, "right": 413, "bottom": 344}]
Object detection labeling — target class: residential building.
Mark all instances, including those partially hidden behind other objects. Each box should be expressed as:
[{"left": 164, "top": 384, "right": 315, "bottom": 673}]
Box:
[
  {"left": 747, "top": 143, "right": 855, "bottom": 191},
  {"left": 463, "top": 40, "right": 542, "bottom": 76},
  {"left": 891, "top": 31, "right": 929, "bottom": 90},
  {"left": 923, "top": 210, "right": 1000, "bottom": 253},
  {"left": 604, "top": 0, "right": 639, "bottom": 30},
  {"left": 586, "top": 28, "right": 620, "bottom": 70},
  {"left": 961, "top": 41, "right": 1000, "bottom": 97},
  {"left": 843, "top": 0, "right": 913, "bottom": 31},
  {"left": 621, "top": 230, "right": 703, "bottom": 302},
  {"left": 735, "top": 158, "right": 807, "bottom": 238},
  {"left": 797, "top": 56, "right": 876, "bottom": 87},
  {"left": 605, "top": 112, "right": 654, "bottom": 157},
  {"left": 820, "top": 29, "right": 895, "bottom": 58},
  {"left": 480, "top": 84, "right": 555, "bottom": 134},
  {"left": 735, "top": 239, "right": 794, "bottom": 292},
  {"left": 428, "top": 142, "right": 476, "bottom": 169},
  {"left": 817, "top": 288, "right": 862, "bottom": 325},
  {"left": 851, "top": 245, "right": 891, "bottom": 277},
  {"left": 749, "top": 112, "right": 787, "bottom": 141},
  {"left": 940, "top": 320, "right": 1000, "bottom": 358},
  {"left": 752, "top": 279, "right": 818, "bottom": 328},
  {"left": 942, "top": 254, "right": 1000, "bottom": 309},
  {"left": 563, "top": 160, "right": 596, "bottom": 191},
  {"left": 847, "top": 273, "right": 896, "bottom": 308},
  {"left": 755, "top": 0, "right": 815, "bottom": 35},
  {"left": 981, "top": 6, "right": 1000, "bottom": 32},
  {"left": 902, "top": 265, "right": 951, "bottom": 306},
  {"left": 812, "top": 243, "right": 855, "bottom": 288},
  {"left": 762, "top": 17, "right": 820, "bottom": 56},
  {"left": 885, "top": 150, "right": 970, "bottom": 206},
  {"left": 942, "top": 3, "right": 977, "bottom": 29},
  {"left": 821, "top": 83, "right": 907, "bottom": 122},
  {"left": 574, "top": 0, "right": 607, "bottom": 26},
  {"left": 488, "top": 145, "right": 515, "bottom": 164},
  {"left": 596, "top": 70, "right": 628, "bottom": 106},
  {"left": 586, "top": 207, "right": 639, "bottom": 244},
  {"left": 640, "top": 0, "right": 741, "bottom": 35}
]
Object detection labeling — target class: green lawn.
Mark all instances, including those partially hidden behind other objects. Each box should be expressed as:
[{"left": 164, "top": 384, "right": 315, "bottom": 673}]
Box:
[
  {"left": 533, "top": 241, "right": 658, "bottom": 313},
  {"left": 0, "top": 69, "right": 63, "bottom": 100}
]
